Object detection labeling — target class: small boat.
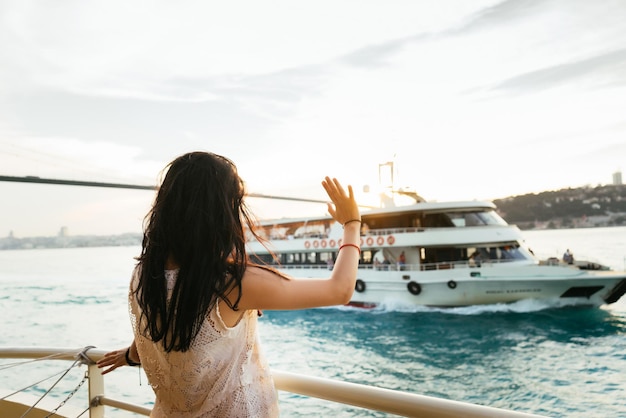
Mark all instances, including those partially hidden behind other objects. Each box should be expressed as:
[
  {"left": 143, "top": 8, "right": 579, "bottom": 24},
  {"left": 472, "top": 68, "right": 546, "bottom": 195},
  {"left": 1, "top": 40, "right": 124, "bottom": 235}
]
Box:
[{"left": 248, "top": 198, "right": 626, "bottom": 308}]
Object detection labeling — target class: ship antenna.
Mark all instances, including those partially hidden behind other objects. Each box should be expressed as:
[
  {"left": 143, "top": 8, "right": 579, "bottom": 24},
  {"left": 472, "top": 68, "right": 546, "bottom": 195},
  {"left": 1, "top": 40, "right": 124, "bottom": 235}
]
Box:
[{"left": 376, "top": 161, "right": 426, "bottom": 206}]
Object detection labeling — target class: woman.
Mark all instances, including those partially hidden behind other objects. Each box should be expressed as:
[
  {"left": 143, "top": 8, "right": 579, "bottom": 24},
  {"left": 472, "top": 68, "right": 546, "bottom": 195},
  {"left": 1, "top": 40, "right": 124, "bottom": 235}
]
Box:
[{"left": 97, "top": 151, "right": 361, "bottom": 417}]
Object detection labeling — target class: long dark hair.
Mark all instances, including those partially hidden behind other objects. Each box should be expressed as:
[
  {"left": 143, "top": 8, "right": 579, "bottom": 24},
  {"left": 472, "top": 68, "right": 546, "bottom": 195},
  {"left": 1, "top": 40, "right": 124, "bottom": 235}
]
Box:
[{"left": 135, "top": 151, "right": 260, "bottom": 352}]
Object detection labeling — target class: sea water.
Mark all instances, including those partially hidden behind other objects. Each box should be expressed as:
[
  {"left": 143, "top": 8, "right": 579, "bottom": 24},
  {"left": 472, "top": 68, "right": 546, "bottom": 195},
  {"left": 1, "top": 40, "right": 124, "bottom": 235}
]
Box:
[{"left": 1, "top": 227, "right": 625, "bottom": 417}]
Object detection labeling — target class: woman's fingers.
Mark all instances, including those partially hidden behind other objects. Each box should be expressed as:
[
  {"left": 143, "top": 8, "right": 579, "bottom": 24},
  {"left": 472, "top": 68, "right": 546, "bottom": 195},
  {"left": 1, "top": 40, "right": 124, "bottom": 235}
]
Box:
[
  {"left": 96, "top": 349, "right": 127, "bottom": 375},
  {"left": 330, "top": 177, "right": 348, "bottom": 199},
  {"left": 322, "top": 177, "right": 360, "bottom": 224},
  {"left": 323, "top": 177, "right": 350, "bottom": 202},
  {"left": 99, "top": 364, "right": 117, "bottom": 375}
]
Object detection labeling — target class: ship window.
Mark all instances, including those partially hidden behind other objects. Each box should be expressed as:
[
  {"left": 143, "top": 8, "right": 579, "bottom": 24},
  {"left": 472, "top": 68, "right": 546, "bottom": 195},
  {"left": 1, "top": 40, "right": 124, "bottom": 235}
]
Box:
[
  {"left": 498, "top": 245, "right": 526, "bottom": 260},
  {"left": 250, "top": 253, "right": 275, "bottom": 264},
  {"left": 449, "top": 213, "right": 468, "bottom": 227},
  {"left": 473, "top": 210, "right": 507, "bottom": 226},
  {"left": 363, "top": 213, "right": 423, "bottom": 229},
  {"left": 422, "top": 213, "right": 455, "bottom": 227},
  {"left": 294, "top": 221, "right": 331, "bottom": 239},
  {"left": 283, "top": 253, "right": 302, "bottom": 264},
  {"left": 423, "top": 247, "right": 466, "bottom": 263},
  {"left": 464, "top": 213, "right": 484, "bottom": 226},
  {"left": 430, "top": 210, "right": 509, "bottom": 228},
  {"left": 422, "top": 243, "right": 528, "bottom": 264},
  {"left": 468, "top": 243, "right": 528, "bottom": 262},
  {"left": 319, "top": 252, "right": 334, "bottom": 264},
  {"left": 280, "top": 251, "right": 339, "bottom": 265}
]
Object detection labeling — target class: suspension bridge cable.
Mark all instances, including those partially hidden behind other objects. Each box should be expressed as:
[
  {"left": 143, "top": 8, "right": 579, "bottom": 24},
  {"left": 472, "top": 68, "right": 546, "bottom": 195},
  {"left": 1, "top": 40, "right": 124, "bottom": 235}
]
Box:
[{"left": 0, "top": 175, "right": 377, "bottom": 207}]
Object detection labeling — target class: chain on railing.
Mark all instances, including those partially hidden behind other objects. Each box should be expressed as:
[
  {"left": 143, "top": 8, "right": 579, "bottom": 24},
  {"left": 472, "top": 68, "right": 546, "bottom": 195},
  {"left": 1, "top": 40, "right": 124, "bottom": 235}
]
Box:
[
  {"left": 0, "top": 346, "right": 95, "bottom": 418},
  {"left": 42, "top": 371, "right": 89, "bottom": 418}
]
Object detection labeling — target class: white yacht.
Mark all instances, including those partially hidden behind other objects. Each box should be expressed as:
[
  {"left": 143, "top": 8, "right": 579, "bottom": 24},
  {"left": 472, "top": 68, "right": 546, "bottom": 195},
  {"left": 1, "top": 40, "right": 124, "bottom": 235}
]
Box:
[{"left": 248, "top": 199, "right": 626, "bottom": 308}]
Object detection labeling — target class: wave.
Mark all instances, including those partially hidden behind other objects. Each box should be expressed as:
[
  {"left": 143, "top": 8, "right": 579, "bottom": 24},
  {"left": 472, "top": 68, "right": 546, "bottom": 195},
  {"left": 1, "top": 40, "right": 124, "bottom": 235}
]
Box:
[{"left": 336, "top": 297, "right": 606, "bottom": 315}]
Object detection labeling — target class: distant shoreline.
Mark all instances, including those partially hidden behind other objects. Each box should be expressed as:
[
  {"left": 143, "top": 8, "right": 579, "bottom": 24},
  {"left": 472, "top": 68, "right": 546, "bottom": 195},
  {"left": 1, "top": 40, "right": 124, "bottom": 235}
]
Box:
[
  {"left": 3, "top": 185, "right": 624, "bottom": 250},
  {"left": 2, "top": 225, "right": 626, "bottom": 251},
  {"left": 0, "top": 232, "right": 142, "bottom": 250}
]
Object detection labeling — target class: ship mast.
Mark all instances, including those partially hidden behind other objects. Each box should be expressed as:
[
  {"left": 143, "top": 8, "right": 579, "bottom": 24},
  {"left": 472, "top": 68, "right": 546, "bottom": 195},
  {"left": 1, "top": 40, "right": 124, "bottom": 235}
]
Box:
[{"left": 376, "top": 161, "right": 425, "bottom": 207}]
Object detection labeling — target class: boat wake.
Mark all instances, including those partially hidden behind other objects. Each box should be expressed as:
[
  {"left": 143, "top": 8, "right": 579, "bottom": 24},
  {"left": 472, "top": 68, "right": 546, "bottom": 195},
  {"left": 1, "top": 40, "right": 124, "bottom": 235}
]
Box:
[{"left": 339, "top": 297, "right": 598, "bottom": 315}]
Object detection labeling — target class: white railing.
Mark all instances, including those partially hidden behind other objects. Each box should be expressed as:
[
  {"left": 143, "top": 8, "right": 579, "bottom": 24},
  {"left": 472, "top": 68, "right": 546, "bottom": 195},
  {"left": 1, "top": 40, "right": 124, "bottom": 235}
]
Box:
[
  {"left": 259, "top": 226, "right": 446, "bottom": 243},
  {"left": 278, "top": 260, "right": 495, "bottom": 272},
  {"left": 0, "top": 346, "right": 547, "bottom": 418}
]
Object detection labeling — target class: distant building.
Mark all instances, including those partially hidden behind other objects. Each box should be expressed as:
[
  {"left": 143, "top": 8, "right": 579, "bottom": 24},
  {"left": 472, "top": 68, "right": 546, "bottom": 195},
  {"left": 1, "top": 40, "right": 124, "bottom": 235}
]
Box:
[
  {"left": 58, "top": 226, "right": 69, "bottom": 237},
  {"left": 613, "top": 171, "right": 623, "bottom": 185}
]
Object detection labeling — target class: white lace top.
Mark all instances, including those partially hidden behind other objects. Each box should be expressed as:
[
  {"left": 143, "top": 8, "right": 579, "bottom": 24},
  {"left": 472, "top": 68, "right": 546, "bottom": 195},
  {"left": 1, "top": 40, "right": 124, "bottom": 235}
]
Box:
[{"left": 129, "top": 267, "right": 279, "bottom": 417}]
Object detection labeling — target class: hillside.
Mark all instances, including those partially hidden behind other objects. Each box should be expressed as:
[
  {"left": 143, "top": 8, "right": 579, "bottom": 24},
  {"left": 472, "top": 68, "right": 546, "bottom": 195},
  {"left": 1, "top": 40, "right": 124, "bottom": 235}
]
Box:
[{"left": 493, "top": 184, "right": 626, "bottom": 230}]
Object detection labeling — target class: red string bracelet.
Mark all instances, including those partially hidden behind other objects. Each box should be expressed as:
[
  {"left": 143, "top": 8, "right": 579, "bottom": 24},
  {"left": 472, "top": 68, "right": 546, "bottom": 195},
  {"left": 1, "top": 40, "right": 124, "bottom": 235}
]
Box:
[{"left": 339, "top": 243, "right": 361, "bottom": 255}]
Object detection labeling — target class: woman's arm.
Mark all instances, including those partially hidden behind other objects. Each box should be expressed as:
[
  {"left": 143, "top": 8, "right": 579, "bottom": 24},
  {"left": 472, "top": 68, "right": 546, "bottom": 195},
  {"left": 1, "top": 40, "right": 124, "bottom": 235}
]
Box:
[
  {"left": 96, "top": 339, "right": 140, "bottom": 375},
  {"left": 236, "top": 177, "right": 361, "bottom": 310}
]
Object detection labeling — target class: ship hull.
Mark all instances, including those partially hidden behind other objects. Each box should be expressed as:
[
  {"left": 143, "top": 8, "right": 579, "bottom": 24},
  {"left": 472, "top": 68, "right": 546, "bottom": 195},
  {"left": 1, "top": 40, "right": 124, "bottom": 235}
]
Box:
[{"left": 273, "top": 263, "right": 626, "bottom": 308}]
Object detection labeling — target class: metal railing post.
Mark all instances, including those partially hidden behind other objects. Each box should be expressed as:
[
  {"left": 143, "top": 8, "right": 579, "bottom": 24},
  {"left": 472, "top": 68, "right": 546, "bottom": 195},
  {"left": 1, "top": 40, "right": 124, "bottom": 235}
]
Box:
[{"left": 87, "top": 364, "right": 105, "bottom": 418}]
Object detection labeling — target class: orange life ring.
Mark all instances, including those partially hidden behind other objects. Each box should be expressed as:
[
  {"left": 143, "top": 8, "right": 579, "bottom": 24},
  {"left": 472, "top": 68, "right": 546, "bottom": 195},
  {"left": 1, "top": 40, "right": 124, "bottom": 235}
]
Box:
[
  {"left": 305, "top": 241, "right": 311, "bottom": 249},
  {"left": 387, "top": 235, "right": 395, "bottom": 245},
  {"left": 366, "top": 237, "right": 374, "bottom": 246},
  {"left": 329, "top": 239, "right": 336, "bottom": 247},
  {"left": 376, "top": 236, "right": 384, "bottom": 246},
  {"left": 313, "top": 240, "right": 319, "bottom": 248},
  {"left": 321, "top": 239, "right": 327, "bottom": 248}
]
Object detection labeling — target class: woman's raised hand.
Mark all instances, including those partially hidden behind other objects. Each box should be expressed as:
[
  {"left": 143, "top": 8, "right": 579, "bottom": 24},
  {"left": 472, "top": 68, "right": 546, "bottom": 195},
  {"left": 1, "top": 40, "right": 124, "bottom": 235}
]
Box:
[{"left": 322, "top": 177, "right": 360, "bottom": 225}]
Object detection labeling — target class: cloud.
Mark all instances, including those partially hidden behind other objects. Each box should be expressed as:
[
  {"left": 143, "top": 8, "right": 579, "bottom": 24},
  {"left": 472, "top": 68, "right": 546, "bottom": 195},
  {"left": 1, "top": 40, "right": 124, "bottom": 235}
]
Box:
[
  {"left": 339, "top": 34, "right": 430, "bottom": 69},
  {"left": 453, "top": 0, "right": 542, "bottom": 33},
  {"left": 0, "top": 137, "right": 161, "bottom": 182},
  {"left": 1, "top": 0, "right": 625, "bottom": 234},
  {"left": 0, "top": 1, "right": 498, "bottom": 98},
  {"left": 490, "top": 48, "right": 626, "bottom": 94}
]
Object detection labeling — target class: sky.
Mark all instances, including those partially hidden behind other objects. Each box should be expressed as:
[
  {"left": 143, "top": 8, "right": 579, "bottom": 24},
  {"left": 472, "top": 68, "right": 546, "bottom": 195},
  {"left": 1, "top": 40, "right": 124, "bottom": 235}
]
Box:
[{"left": 1, "top": 0, "right": 625, "bottom": 237}]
